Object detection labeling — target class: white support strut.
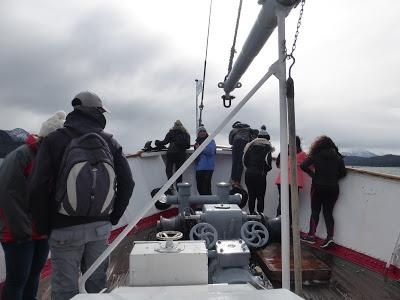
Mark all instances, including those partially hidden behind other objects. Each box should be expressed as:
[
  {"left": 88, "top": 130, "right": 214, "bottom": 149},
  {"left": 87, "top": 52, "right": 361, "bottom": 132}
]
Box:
[
  {"left": 276, "top": 9, "right": 291, "bottom": 290},
  {"left": 78, "top": 65, "right": 277, "bottom": 293}
]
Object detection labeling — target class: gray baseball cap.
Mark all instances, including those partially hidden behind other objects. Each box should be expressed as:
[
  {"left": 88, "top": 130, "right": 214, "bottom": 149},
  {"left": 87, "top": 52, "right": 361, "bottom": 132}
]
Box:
[{"left": 72, "top": 91, "right": 109, "bottom": 112}]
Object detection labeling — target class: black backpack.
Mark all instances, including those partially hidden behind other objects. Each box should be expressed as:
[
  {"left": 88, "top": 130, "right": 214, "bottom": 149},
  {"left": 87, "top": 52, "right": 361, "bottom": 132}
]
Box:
[{"left": 55, "top": 131, "right": 116, "bottom": 217}]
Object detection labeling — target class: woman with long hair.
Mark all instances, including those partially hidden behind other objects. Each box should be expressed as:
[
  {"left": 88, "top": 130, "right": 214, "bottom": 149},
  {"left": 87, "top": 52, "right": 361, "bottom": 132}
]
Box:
[
  {"left": 300, "top": 135, "right": 347, "bottom": 249},
  {"left": 155, "top": 120, "right": 191, "bottom": 187}
]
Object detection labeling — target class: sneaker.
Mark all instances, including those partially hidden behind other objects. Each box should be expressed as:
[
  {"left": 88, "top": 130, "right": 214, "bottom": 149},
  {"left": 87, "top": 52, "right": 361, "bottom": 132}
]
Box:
[
  {"left": 320, "top": 238, "right": 335, "bottom": 249},
  {"left": 301, "top": 234, "right": 316, "bottom": 244}
]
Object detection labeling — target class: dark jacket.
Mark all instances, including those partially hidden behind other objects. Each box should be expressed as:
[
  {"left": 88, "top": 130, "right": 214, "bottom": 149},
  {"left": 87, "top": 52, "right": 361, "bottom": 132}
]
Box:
[
  {"left": 157, "top": 129, "right": 190, "bottom": 155},
  {"left": 229, "top": 123, "right": 252, "bottom": 145},
  {"left": 29, "top": 107, "right": 135, "bottom": 233},
  {"left": 0, "top": 135, "right": 37, "bottom": 242},
  {"left": 300, "top": 148, "right": 347, "bottom": 186},
  {"left": 243, "top": 138, "right": 273, "bottom": 176}
]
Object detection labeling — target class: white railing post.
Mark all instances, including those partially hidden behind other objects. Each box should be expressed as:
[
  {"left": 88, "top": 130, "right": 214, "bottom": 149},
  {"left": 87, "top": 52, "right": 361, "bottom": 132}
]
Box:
[{"left": 277, "top": 9, "right": 291, "bottom": 290}]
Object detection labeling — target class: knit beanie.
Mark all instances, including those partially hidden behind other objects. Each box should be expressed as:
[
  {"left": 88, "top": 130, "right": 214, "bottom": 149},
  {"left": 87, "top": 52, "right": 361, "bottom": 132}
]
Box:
[
  {"left": 258, "top": 124, "right": 270, "bottom": 140},
  {"left": 38, "top": 111, "right": 66, "bottom": 137},
  {"left": 197, "top": 126, "right": 207, "bottom": 134}
]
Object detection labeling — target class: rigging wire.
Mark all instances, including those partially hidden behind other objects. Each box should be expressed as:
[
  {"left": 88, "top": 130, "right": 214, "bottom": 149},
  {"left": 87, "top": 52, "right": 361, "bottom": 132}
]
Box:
[
  {"left": 226, "top": 0, "right": 244, "bottom": 79},
  {"left": 198, "top": 0, "right": 213, "bottom": 128}
]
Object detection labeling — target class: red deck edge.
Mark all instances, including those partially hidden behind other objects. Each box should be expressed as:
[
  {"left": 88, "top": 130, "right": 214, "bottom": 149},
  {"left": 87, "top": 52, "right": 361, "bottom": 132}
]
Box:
[
  {"left": 34, "top": 208, "right": 178, "bottom": 281},
  {"left": 300, "top": 232, "right": 400, "bottom": 280}
]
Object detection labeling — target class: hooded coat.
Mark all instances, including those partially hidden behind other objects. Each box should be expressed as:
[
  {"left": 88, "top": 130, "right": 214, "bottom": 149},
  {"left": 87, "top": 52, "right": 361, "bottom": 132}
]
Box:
[
  {"left": 28, "top": 107, "right": 135, "bottom": 234},
  {"left": 243, "top": 138, "right": 273, "bottom": 176},
  {"left": 0, "top": 135, "right": 44, "bottom": 242},
  {"left": 157, "top": 128, "right": 190, "bottom": 155}
]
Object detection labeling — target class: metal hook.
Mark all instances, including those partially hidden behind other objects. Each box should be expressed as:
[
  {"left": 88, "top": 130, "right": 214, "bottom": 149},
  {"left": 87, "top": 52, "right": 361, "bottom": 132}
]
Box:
[{"left": 288, "top": 55, "right": 296, "bottom": 78}]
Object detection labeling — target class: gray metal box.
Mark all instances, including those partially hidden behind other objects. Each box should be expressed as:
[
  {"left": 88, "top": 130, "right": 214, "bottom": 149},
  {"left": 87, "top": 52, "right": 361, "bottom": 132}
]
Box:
[
  {"left": 216, "top": 240, "right": 250, "bottom": 268},
  {"left": 129, "top": 241, "right": 208, "bottom": 286},
  {"left": 202, "top": 204, "right": 244, "bottom": 239}
]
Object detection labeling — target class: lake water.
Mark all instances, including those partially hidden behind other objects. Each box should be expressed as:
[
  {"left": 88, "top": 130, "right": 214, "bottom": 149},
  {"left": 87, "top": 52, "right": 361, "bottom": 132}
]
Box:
[{"left": 350, "top": 166, "right": 400, "bottom": 177}]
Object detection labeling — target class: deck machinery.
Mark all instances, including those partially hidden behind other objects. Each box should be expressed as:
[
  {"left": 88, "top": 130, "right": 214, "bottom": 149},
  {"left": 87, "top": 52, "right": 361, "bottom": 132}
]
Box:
[{"left": 129, "top": 182, "right": 281, "bottom": 286}]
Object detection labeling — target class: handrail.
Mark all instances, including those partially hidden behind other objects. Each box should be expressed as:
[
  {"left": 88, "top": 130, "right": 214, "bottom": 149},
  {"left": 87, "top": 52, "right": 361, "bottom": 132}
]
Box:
[{"left": 78, "top": 64, "right": 277, "bottom": 293}]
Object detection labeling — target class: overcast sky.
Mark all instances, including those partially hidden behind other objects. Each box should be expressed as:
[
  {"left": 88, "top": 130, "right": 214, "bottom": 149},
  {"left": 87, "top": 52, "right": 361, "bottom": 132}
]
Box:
[{"left": 0, "top": 0, "right": 399, "bottom": 155}]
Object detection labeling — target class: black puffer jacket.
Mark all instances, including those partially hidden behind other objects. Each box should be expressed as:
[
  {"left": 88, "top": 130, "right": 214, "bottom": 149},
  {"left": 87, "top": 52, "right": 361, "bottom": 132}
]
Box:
[
  {"left": 300, "top": 148, "right": 346, "bottom": 186},
  {"left": 29, "top": 107, "right": 135, "bottom": 233},
  {"left": 157, "top": 129, "right": 190, "bottom": 155},
  {"left": 243, "top": 138, "right": 273, "bottom": 176}
]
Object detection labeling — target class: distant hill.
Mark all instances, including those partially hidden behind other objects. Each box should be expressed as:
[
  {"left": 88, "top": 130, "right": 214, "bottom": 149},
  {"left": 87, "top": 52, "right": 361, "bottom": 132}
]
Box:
[
  {"left": 342, "top": 150, "right": 377, "bottom": 158},
  {"left": 0, "top": 128, "right": 29, "bottom": 158},
  {"left": 344, "top": 154, "right": 400, "bottom": 167}
]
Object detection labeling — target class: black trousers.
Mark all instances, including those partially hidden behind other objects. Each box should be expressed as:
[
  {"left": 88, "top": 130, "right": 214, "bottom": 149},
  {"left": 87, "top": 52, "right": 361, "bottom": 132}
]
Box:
[
  {"left": 1, "top": 240, "right": 49, "bottom": 300},
  {"left": 231, "top": 139, "right": 247, "bottom": 183},
  {"left": 276, "top": 184, "right": 301, "bottom": 225},
  {"left": 309, "top": 184, "right": 339, "bottom": 238},
  {"left": 166, "top": 153, "right": 187, "bottom": 186},
  {"left": 196, "top": 170, "right": 213, "bottom": 195},
  {"left": 245, "top": 173, "right": 266, "bottom": 214}
]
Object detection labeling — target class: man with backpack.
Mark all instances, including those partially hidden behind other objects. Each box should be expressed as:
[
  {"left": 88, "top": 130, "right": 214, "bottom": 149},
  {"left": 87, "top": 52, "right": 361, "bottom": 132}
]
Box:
[{"left": 29, "top": 91, "right": 134, "bottom": 300}]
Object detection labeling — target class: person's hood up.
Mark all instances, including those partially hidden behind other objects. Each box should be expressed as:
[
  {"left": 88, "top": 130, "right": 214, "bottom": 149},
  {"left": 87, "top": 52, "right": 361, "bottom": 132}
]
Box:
[
  {"left": 244, "top": 137, "right": 274, "bottom": 154},
  {"left": 64, "top": 107, "right": 106, "bottom": 134},
  {"left": 233, "top": 122, "right": 250, "bottom": 129},
  {"left": 38, "top": 111, "right": 66, "bottom": 137}
]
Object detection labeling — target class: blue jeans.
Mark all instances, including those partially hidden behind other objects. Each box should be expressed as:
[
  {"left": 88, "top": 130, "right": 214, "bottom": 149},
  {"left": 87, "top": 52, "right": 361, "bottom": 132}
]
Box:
[{"left": 1, "top": 239, "right": 49, "bottom": 300}]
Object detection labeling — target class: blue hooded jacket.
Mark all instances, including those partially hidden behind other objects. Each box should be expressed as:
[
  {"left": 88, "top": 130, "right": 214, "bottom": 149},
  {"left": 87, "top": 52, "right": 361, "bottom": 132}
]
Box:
[{"left": 195, "top": 139, "right": 216, "bottom": 171}]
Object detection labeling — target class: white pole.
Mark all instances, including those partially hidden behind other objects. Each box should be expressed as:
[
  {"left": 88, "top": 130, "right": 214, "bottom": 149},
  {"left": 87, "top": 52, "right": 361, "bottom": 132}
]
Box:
[
  {"left": 195, "top": 79, "right": 200, "bottom": 133},
  {"left": 78, "top": 65, "right": 276, "bottom": 293},
  {"left": 277, "top": 9, "right": 290, "bottom": 289}
]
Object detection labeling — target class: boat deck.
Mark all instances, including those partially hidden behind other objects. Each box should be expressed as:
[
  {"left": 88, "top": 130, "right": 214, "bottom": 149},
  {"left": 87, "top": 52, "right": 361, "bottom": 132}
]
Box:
[
  {"left": 38, "top": 227, "right": 400, "bottom": 300},
  {"left": 300, "top": 245, "right": 400, "bottom": 300}
]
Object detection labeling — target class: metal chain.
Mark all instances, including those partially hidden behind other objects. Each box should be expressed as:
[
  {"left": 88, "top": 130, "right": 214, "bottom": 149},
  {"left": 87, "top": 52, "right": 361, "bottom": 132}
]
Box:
[{"left": 284, "top": 0, "right": 306, "bottom": 59}]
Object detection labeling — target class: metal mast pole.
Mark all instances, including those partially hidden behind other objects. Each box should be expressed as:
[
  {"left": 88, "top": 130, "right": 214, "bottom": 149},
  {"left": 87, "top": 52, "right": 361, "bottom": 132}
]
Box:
[{"left": 277, "top": 9, "right": 290, "bottom": 290}]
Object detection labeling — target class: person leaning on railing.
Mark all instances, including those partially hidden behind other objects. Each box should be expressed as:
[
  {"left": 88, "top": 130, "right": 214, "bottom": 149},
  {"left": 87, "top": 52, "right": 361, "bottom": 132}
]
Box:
[{"left": 300, "top": 135, "right": 347, "bottom": 249}]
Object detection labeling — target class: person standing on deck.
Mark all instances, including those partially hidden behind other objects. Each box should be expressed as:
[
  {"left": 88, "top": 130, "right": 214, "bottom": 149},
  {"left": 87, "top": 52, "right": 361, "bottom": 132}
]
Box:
[
  {"left": 155, "top": 120, "right": 190, "bottom": 188},
  {"left": 28, "top": 92, "right": 135, "bottom": 300},
  {"left": 243, "top": 125, "right": 274, "bottom": 214},
  {"left": 275, "top": 136, "right": 307, "bottom": 218},
  {"left": 194, "top": 126, "right": 216, "bottom": 195},
  {"left": 300, "top": 135, "right": 347, "bottom": 249},
  {"left": 229, "top": 121, "right": 252, "bottom": 188},
  {"left": 0, "top": 112, "right": 65, "bottom": 300}
]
